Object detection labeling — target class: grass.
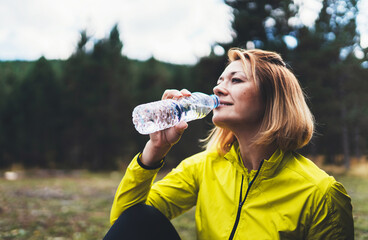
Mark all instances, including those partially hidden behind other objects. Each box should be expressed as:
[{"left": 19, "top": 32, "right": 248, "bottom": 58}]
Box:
[
  {"left": 336, "top": 175, "right": 368, "bottom": 240},
  {"left": 0, "top": 170, "right": 117, "bottom": 240},
  {"left": 0, "top": 170, "right": 367, "bottom": 239}
]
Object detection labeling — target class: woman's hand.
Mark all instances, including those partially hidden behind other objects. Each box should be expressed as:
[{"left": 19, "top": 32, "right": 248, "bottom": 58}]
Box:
[{"left": 140, "top": 89, "right": 191, "bottom": 167}]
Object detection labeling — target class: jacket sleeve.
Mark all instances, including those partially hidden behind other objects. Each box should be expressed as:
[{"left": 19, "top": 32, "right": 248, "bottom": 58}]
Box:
[
  {"left": 109, "top": 153, "right": 163, "bottom": 225},
  {"left": 147, "top": 155, "right": 200, "bottom": 219},
  {"left": 306, "top": 181, "right": 354, "bottom": 239},
  {"left": 109, "top": 153, "right": 200, "bottom": 225}
]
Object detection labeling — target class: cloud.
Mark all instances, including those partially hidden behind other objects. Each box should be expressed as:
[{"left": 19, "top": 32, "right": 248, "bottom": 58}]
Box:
[
  {"left": 0, "top": 0, "right": 233, "bottom": 64},
  {"left": 4, "top": 0, "right": 365, "bottom": 63},
  {"left": 358, "top": 0, "right": 368, "bottom": 48},
  {"left": 119, "top": 0, "right": 233, "bottom": 64},
  {"left": 294, "top": 0, "right": 323, "bottom": 27}
]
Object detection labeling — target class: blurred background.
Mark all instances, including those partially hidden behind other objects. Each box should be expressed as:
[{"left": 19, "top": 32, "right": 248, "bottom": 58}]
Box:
[{"left": 0, "top": 0, "right": 368, "bottom": 239}]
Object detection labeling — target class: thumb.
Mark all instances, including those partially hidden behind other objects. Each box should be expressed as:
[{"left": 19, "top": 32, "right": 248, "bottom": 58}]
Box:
[{"left": 175, "top": 121, "right": 188, "bottom": 134}]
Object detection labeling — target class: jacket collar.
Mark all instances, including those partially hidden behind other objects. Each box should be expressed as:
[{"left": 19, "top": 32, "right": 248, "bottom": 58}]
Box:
[{"left": 223, "top": 142, "right": 289, "bottom": 177}]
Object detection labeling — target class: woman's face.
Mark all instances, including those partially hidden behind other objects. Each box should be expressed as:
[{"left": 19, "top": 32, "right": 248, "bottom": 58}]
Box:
[{"left": 212, "top": 60, "right": 265, "bottom": 131}]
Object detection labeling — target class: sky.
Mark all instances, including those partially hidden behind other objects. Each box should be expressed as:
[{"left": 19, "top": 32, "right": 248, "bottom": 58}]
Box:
[{"left": 0, "top": 0, "right": 368, "bottom": 65}]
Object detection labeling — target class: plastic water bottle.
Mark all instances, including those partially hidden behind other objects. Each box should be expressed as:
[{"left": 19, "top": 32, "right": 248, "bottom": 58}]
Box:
[{"left": 132, "top": 92, "right": 219, "bottom": 134}]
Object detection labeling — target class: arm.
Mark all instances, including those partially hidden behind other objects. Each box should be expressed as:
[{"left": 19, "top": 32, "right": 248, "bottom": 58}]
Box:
[
  {"left": 110, "top": 89, "right": 191, "bottom": 225},
  {"left": 140, "top": 89, "right": 191, "bottom": 168},
  {"left": 109, "top": 152, "right": 200, "bottom": 224},
  {"left": 109, "top": 153, "right": 164, "bottom": 225},
  {"left": 146, "top": 155, "right": 200, "bottom": 219},
  {"left": 306, "top": 181, "right": 354, "bottom": 239}
]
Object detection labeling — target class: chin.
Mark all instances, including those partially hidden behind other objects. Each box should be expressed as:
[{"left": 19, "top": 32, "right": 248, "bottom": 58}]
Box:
[{"left": 212, "top": 116, "right": 229, "bottom": 129}]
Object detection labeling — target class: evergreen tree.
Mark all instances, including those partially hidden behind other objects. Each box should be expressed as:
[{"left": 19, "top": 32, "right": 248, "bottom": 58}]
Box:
[
  {"left": 4, "top": 57, "right": 64, "bottom": 167},
  {"left": 62, "top": 24, "right": 133, "bottom": 169},
  {"left": 224, "top": 0, "right": 299, "bottom": 55},
  {"left": 0, "top": 70, "right": 21, "bottom": 168},
  {"left": 293, "top": 0, "right": 364, "bottom": 167}
]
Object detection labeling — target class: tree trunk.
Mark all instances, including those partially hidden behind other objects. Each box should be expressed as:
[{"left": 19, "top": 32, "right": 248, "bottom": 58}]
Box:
[
  {"left": 354, "top": 125, "right": 361, "bottom": 159},
  {"left": 338, "top": 75, "right": 350, "bottom": 169}
]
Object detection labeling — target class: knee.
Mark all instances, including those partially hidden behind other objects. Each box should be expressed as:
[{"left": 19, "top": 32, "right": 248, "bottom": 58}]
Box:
[{"left": 104, "top": 204, "right": 181, "bottom": 240}]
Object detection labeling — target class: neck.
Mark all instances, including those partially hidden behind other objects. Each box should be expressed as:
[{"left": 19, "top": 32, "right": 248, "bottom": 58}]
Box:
[{"left": 233, "top": 127, "right": 277, "bottom": 171}]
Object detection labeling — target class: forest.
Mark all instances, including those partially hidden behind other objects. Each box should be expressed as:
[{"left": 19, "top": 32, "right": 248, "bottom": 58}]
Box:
[{"left": 0, "top": 0, "right": 367, "bottom": 170}]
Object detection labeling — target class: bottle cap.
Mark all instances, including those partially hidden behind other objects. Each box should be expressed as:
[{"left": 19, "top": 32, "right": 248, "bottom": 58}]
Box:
[{"left": 211, "top": 94, "right": 220, "bottom": 108}]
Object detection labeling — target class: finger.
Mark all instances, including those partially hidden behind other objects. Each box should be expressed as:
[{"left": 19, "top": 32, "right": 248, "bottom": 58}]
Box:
[
  {"left": 162, "top": 89, "right": 182, "bottom": 100},
  {"left": 180, "top": 89, "right": 192, "bottom": 97},
  {"left": 174, "top": 121, "right": 188, "bottom": 135}
]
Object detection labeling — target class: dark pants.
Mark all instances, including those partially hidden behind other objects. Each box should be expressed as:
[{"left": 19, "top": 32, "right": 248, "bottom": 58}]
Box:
[{"left": 103, "top": 204, "right": 181, "bottom": 240}]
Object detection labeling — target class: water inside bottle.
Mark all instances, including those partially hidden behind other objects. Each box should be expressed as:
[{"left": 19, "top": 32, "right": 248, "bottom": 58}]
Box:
[
  {"left": 132, "top": 100, "right": 181, "bottom": 134},
  {"left": 132, "top": 93, "right": 218, "bottom": 134},
  {"left": 180, "top": 103, "right": 213, "bottom": 122}
]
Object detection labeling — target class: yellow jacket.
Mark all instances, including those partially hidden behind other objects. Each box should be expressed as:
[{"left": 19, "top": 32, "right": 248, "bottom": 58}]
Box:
[{"left": 110, "top": 143, "right": 354, "bottom": 239}]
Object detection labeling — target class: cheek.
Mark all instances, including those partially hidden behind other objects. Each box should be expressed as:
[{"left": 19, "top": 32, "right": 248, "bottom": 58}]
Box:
[
  {"left": 239, "top": 90, "right": 264, "bottom": 114},
  {"left": 251, "top": 95, "right": 266, "bottom": 119},
  {"left": 239, "top": 90, "right": 258, "bottom": 106}
]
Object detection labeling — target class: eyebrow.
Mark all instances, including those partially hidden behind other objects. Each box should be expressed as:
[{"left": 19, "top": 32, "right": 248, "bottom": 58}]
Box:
[{"left": 218, "top": 71, "right": 245, "bottom": 80}]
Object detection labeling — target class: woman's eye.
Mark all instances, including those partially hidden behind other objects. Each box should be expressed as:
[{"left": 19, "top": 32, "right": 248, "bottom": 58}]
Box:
[{"left": 232, "top": 78, "right": 242, "bottom": 83}]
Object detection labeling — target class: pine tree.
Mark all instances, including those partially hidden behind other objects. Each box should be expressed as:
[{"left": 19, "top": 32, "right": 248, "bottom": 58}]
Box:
[
  {"left": 223, "top": 0, "right": 299, "bottom": 55},
  {"left": 294, "top": 0, "right": 364, "bottom": 167}
]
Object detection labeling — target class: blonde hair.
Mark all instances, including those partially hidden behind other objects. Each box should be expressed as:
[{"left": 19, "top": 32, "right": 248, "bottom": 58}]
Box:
[{"left": 203, "top": 48, "right": 314, "bottom": 154}]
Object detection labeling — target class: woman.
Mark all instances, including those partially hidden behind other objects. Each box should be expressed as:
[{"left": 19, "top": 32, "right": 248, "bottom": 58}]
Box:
[{"left": 105, "top": 48, "right": 354, "bottom": 239}]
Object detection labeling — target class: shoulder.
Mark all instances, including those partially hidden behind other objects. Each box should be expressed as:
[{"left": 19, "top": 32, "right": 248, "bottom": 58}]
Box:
[
  {"left": 176, "top": 149, "right": 221, "bottom": 170},
  {"left": 285, "top": 153, "right": 355, "bottom": 238},
  {"left": 283, "top": 152, "right": 335, "bottom": 194},
  {"left": 161, "top": 150, "right": 221, "bottom": 186},
  {"left": 283, "top": 152, "right": 352, "bottom": 215},
  {"left": 172, "top": 149, "right": 224, "bottom": 182},
  {"left": 285, "top": 151, "right": 352, "bottom": 203},
  {"left": 283, "top": 153, "right": 353, "bottom": 237}
]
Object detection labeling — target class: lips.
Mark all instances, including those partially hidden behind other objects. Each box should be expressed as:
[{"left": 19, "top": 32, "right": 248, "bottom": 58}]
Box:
[{"left": 219, "top": 100, "right": 233, "bottom": 106}]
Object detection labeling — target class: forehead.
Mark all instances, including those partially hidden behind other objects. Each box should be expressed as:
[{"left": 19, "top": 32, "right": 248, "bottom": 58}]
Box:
[
  {"left": 222, "top": 59, "right": 251, "bottom": 78},
  {"left": 224, "top": 60, "right": 244, "bottom": 73}
]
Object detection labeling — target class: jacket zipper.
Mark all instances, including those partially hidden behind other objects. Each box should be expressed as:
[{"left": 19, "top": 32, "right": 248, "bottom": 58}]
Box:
[{"left": 228, "top": 160, "right": 264, "bottom": 240}]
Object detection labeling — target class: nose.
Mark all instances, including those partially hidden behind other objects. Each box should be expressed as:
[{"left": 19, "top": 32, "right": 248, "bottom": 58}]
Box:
[{"left": 213, "top": 83, "right": 228, "bottom": 96}]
